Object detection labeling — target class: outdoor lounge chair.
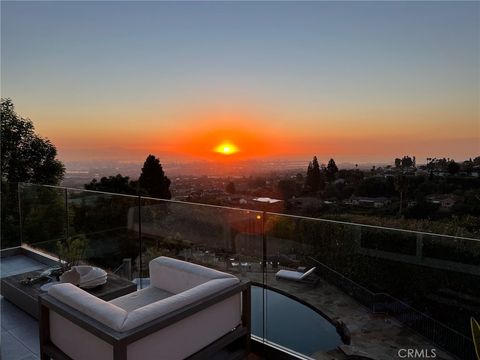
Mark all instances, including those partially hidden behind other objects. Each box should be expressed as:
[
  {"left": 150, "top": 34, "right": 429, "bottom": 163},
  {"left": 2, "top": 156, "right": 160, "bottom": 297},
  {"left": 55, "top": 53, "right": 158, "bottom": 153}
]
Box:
[
  {"left": 39, "top": 256, "right": 251, "bottom": 360},
  {"left": 275, "top": 267, "right": 317, "bottom": 282}
]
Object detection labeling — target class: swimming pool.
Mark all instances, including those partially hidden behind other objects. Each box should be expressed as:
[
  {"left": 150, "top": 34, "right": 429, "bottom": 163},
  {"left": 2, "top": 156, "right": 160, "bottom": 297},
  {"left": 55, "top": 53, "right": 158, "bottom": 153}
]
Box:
[{"left": 251, "top": 285, "right": 343, "bottom": 356}]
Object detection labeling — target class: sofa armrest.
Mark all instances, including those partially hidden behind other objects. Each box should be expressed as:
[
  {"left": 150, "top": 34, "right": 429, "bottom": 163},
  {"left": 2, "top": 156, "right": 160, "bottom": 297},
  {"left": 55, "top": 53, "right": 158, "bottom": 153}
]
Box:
[{"left": 48, "top": 283, "right": 127, "bottom": 331}]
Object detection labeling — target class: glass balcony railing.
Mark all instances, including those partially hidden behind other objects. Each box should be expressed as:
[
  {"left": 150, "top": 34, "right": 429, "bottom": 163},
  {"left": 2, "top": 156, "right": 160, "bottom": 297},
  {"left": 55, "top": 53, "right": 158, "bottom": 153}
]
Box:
[{"left": 4, "top": 183, "right": 479, "bottom": 359}]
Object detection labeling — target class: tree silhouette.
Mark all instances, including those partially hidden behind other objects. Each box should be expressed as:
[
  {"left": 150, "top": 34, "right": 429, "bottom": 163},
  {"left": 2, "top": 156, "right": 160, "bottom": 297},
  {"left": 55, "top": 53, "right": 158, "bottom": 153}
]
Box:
[
  {"left": 447, "top": 160, "right": 460, "bottom": 175},
  {"left": 401, "top": 156, "right": 413, "bottom": 168},
  {"left": 138, "top": 155, "right": 171, "bottom": 199},
  {"left": 85, "top": 174, "right": 137, "bottom": 195},
  {"left": 305, "top": 156, "right": 323, "bottom": 193},
  {"left": 326, "top": 158, "right": 339, "bottom": 182},
  {"left": 394, "top": 174, "right": 409, "bottom": 215},
  {"left": 1, "top": 98, "right": 64, "bottom": 184},
  {"left": 277, "top": 179, "right": 298, "bottom": 200}
]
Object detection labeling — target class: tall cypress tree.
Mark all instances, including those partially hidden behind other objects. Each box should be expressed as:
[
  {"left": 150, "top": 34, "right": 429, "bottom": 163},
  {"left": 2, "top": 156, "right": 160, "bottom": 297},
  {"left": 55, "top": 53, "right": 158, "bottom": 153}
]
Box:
[
  {"left": 138, "top": 155, "right": 171, "bottom": 199},
  {"left": 305, "top": 156, "right": 322, "bottom": 192},
  {"left": 326, "top": 158, "right": 339, "bottom": 182}
]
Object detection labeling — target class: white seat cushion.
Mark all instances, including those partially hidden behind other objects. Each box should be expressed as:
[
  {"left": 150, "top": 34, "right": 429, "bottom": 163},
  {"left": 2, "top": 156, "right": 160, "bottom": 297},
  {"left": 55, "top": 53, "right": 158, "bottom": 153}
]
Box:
[
  {"left": 109, "top": 287, "right": 174, "bottom": 312},
  {"left": 275, "top": 269, "right": 304, "bottom": 280},
  {"left": 275, "top": 267, "right": 316, "bottom": 281}
]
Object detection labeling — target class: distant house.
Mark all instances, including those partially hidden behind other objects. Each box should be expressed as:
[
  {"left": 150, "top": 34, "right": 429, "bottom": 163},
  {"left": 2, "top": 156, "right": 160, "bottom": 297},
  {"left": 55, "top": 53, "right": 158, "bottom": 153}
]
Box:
[
  {"left": 347, "top": 196, "right": 392, "bottom": 208},
  {"left": 251, "top": 197, "right": 284, "bottom": 212},
  {"left": 425, "top": 194, "right": 460, "bottom": 209}
]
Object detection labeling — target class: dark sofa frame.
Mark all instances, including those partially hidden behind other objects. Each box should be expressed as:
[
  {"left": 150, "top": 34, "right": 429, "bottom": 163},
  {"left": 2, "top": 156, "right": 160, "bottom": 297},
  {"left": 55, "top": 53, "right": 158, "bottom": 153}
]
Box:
[{"left": 39, "top": 280, "right": 251, "bottom": 360}]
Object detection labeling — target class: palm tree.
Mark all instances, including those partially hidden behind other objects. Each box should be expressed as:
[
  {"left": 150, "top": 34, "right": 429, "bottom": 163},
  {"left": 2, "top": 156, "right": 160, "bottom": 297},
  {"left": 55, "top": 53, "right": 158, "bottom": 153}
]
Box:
[{"left": 394, "top": 174, "right": 408, "bottom": 216}]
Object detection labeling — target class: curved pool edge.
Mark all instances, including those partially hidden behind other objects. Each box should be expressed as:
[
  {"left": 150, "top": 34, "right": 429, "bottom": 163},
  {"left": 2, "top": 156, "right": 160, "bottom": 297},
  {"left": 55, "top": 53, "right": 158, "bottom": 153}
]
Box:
[{"left": 251, "top": 281, "right": 348, "bottom": 337}]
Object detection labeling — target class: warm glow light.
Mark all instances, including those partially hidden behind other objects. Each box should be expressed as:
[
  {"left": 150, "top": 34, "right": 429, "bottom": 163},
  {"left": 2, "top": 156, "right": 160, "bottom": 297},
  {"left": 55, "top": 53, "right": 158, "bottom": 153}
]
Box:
[{"left": 214, "top": 142, "right": 239, "bottom": 155}]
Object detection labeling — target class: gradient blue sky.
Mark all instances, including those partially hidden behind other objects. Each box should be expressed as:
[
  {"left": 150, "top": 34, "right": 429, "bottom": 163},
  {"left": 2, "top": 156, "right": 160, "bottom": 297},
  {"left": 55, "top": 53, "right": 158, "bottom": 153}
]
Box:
[{"left": 2, "top": 1, "right": 479, "bottom": 163}]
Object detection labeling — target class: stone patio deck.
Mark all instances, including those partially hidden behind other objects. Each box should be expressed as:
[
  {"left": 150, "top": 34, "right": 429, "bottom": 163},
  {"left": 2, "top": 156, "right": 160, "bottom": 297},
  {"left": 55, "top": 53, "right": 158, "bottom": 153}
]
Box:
[{"left": 1, "top": 255, "right": 43, "bottom": 360}]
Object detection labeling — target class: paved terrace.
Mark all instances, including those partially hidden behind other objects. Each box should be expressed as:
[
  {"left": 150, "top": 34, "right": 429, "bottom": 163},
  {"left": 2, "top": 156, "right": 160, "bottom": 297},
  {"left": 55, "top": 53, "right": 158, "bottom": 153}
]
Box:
[
  {"left": 1, "top": 255, "right": 44, "bottom": 360},
  {"left": 0, "top": 255, "right": 457, "bottom": 360},
  {"left": 243, "top": 271, "right": 455, "bottom": 360}
]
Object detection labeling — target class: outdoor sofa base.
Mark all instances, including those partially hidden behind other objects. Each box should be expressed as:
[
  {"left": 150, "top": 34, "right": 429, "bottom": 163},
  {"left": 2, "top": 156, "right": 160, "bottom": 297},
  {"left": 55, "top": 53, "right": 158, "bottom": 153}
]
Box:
[{"left": 39, "top": 280, "right": 251, "bottom": 360}]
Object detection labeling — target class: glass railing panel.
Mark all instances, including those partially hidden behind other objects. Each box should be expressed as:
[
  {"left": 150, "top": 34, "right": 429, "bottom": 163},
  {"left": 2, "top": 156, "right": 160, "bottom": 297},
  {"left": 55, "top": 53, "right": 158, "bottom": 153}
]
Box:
[
  {"left": 1, "top": 182, "right": 22, "bottom": 249},
  {"left": 18, "top": 183, "right": 67, "bottom": 256},
  {"left": 263, "top": 213, "right": 344, "bottom": 357},
  {"left": 138, "top": 198, "right": 263, "bottom": 281},
  {"left": 66, "top": 188, "right": 140, "bottom": 280},
  {"left": 138, "top": 198, "right": 265, "bottom": 340}
]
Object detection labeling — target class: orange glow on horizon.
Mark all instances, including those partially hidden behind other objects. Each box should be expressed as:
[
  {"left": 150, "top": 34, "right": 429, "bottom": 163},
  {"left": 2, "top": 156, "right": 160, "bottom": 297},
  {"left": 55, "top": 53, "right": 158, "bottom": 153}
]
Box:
[{"left": 170, "top": 107, "right": 298, "bottom": 161}]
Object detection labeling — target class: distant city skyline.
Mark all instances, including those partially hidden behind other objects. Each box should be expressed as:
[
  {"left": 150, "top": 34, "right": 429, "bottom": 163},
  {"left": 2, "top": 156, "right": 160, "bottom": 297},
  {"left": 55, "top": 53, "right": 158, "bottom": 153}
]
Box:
[{"left": 2, "top": 1, "right": 479, "bottom": 164}]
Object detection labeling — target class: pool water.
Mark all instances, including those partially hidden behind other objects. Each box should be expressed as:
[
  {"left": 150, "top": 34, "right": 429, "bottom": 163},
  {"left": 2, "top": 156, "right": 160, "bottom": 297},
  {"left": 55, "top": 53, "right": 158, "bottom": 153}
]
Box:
[{"left": 251, "top": 285, "right": 343, "bottom": 355}]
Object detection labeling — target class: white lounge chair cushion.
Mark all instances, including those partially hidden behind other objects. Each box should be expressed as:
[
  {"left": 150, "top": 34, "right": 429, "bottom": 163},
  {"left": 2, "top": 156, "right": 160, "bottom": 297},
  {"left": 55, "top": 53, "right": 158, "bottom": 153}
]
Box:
[
  {"left": 275, "top": 267, "right": 316, "bottom": 281},
  {"left": 275, "top": 270, "right": 303, "bottom": 280},
  {"left": 300, "top": 267, "right": 316, "bottom": 279}
]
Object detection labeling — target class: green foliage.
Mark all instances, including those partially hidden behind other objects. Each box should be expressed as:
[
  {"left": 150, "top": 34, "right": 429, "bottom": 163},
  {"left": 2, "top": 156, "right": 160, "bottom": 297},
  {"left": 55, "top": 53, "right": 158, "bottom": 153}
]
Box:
[
  {"left": 1, "top": 183, "right": 21, "bottom": 249},
  {"left": 361, "top": 227, "right": 417, "bottom": 255},
  {"left": 85, "top": 174, "right": 137, "bottom": 195},
  {"left": 20, "top": 185, "right": 66, "bottom": 246},
  {"left": 356, "top": 176, "right": 395, "bottom": 197},
  {"left": 139, "top": 155, "right": 171, "bottom": 199},
  {"left": 323, "top": 213, "right": 478, "bottom": 238},
  {"left": 276, "top": 179, "right": 299, "bottom": 200},
  {"left": 1, "top": 98, "right": 64, "bottom": 184},
  {"left": 265, "top": 216, "right": 296, "bottom": 239},
  {"left": 57, "top": 235, "right": 88, "bottom": 272}
]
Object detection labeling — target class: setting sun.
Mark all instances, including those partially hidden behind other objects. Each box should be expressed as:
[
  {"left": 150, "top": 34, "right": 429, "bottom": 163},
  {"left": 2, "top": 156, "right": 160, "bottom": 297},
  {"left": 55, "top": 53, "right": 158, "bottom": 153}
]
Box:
[{"left": 214, "top": 142, "right": 239, "bottom": 155}]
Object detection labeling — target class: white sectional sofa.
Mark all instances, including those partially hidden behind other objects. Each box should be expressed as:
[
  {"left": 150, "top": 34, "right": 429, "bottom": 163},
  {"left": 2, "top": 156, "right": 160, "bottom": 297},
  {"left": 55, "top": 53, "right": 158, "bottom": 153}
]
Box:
[{"left": 39, "top": 257, "right": 251, "bottom": 360}]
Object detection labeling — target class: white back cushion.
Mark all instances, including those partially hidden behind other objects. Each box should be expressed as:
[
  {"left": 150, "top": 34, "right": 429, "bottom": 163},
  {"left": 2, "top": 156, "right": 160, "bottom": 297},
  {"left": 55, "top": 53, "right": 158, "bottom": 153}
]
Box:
[
  {"left": 149, "top": 256, "right": 236, "bottom": 293},
  {"left": 300, "top": 267, "right": 316, "bottom": 279},
  {"left": 123, "top": 277, "right": 239, "bottom": 331}
]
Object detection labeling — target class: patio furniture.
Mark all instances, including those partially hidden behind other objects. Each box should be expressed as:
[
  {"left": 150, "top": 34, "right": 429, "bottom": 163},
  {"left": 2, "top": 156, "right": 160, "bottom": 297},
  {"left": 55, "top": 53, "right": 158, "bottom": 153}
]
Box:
[
  {"left": 39, "top": 256, "right": 251, "bottom": 360},
  {"left": 275, "top": 267, "right": 317, "bottom": 282},
  {"left": 1, "top": 269, "right": 136, "bottom": 319}
]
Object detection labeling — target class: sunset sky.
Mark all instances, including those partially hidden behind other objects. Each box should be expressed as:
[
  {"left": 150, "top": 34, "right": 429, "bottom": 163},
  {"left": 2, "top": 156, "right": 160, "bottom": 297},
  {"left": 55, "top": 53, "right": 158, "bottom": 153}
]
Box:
[{"left": 2, "top": 1, "right": 479, "bottom": 164}]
